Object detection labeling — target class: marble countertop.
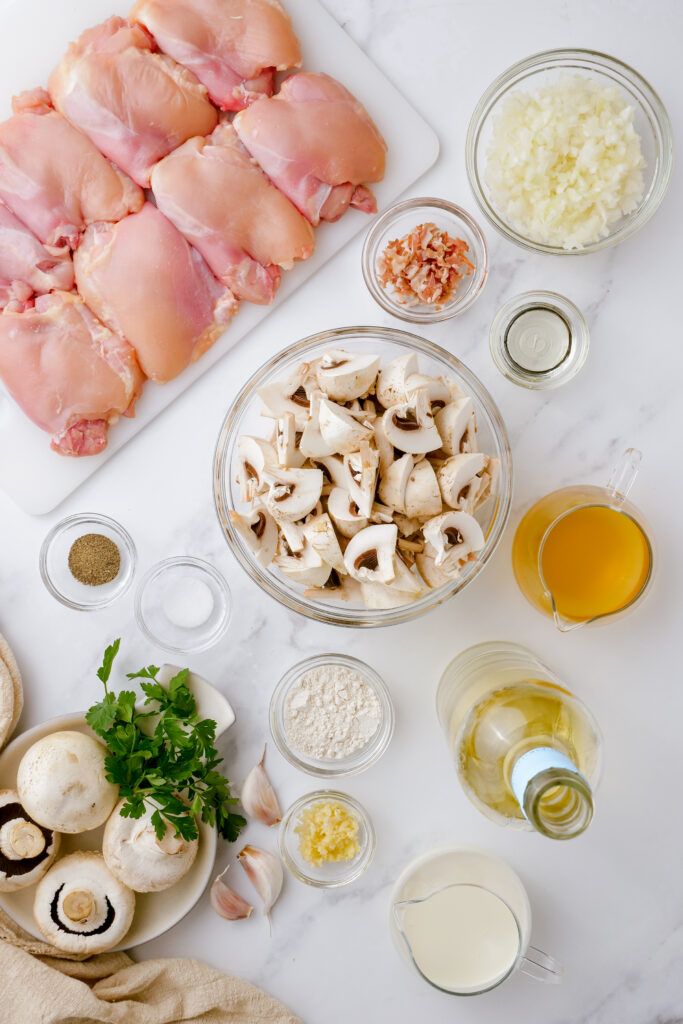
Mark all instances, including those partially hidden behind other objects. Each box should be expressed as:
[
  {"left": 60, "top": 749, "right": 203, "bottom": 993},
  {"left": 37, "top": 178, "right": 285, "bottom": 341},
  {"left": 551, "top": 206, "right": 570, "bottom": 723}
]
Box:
[{"left": 0, "top": 0, "right": 681, "bottom": 1021}]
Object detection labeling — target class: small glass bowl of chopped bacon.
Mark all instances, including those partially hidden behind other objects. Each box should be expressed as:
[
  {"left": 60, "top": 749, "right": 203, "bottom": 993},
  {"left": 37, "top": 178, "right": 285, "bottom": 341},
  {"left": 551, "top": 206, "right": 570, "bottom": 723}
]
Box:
[{"left": 362, "top": 198, "right": 488, "bottom": 323}]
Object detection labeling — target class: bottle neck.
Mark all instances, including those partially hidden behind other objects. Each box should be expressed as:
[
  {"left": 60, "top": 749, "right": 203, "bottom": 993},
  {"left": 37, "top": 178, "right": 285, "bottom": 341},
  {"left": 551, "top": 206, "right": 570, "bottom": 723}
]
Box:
[{"left": 510, "top": 747, "right": 594, "bottom": 840}]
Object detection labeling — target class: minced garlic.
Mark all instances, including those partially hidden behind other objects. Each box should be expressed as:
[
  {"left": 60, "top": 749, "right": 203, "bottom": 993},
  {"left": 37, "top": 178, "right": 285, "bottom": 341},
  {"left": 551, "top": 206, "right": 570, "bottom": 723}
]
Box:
[{"left": 295, "top": 800, "right": 360, "bottom": 867}]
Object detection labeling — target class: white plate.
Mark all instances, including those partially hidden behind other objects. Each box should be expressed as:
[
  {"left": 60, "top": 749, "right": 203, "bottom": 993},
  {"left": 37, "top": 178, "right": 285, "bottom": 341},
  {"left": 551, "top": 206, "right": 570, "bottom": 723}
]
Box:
[
  {"left": 0, "top": 0, "right": 440, "bottom": 514},
  {"left": 0, "top": 665, "right": 235, "bottom": 950}
]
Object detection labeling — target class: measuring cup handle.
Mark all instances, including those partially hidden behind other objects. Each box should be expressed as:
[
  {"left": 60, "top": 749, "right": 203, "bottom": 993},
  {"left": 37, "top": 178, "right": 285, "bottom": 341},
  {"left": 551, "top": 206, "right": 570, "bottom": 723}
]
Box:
[
  {"left": 518, "top": 946, "right": 564, "bottom": 984},
  {"left": 606, "top": 447, "right": 642, "bottom": 504}
]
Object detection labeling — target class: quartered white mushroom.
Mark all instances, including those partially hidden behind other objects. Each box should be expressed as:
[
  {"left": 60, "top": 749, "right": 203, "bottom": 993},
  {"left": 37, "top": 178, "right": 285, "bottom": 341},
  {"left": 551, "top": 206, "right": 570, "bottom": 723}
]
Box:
[
  {"left": 274, "top": 540, "right": 332, "bottom": 588},
  {"left": 436, "top": 452, "right": 487, "bottom": 510},
  {"left": 327, "top": 486, "right": 369, "bottom": 538},
  {"left": 423, "top": 511, "right": 486, "bottom": 569},
  {"left": 360, "top": 556, "right": 424, "bottom": 608},
  {"left": 405, "top": 372, "right": 452, "bottom": 410},
  {"left": 103, "top": 801, "right": 199, "bottom": 893},
  {"left": 434, "top": 398, "right": 477, "bottom": 456},
  {"left": 378, "top": 453, "right": 413, "bottom": 512},
  {"left": 256, "top": 365, "right": 312, "bottom": 429},
  {"left": 315, "top": 350, "right": 380, "bottom": 401},
  {"left": 0, "top": 789, "right": 60, "bottom": 893},
  {"left": 343, "top": 523, "right": 398, "bottom": 584},
  {"left": 318, "top": 398, "right": 374, "bottom": 454},
  {"left": 275, "top": 413, "right": 306, "bottom": 468},
  {"left": 373, "top": 415, "right": 396, "bottom": 475},
  {"left": 382, "top": 388, "right": 442, "bottom": 454},
  {"left": 236, "top": 436, "right": 276, "bottom": 502},
  {"left": 305, "top": 574, "right": 362, "bottom": 603},
  {"left": 33, "top": 852, "right": 135, "bottom": 955},
  {"left": 303, "top": 513, "right": 346, "bottom": 573},
  {"left": 306, "top": 454, "right": 346, "bottom": 494},
  {"left": 415, "top": 547, "right": 460, "bottom": 588},
  {"left": 404, "top": 458, "right": 443, "bottom": 519},
  {"left": 229, "top": 505, "right": 279, "bottom": 567},
  {"left": 17, "top": 731, "right": 119, "bottom": 834},
  {"left": 376, "top": 352, "right": 419, "bottom": 408},
  {"left": 298, "top": 391, "right": 336, "bottom": 458},
  {"left": 278, "top": 519, "right": 305, "bottom": 555},
  {"left": 344, "top": 442, "right": 379, "bottom": 518},
  {"left": 261, "top": 466, "right": 323, "bottom": 522}
]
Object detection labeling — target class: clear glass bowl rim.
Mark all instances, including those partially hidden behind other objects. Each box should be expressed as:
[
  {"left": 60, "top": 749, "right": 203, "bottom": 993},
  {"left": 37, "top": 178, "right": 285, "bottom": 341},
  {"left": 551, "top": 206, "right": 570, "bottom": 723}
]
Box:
[
  {"left": 279, "top": 788, "right": 376, "bottom": 888},
  {"left": 134, "top": 555, "right": 232, "bottom": 653},
  {"left": 361, "top": 197, "right": 489, "bottom": 322},
  {"left": 39, "top": 512, "right": 137, "bottom": 611},
  {"left": 212, "top": 326, "right": 513, "bottom": 628},
  {"left": 465, "top": 47, "right": 674, "bottom": 255},
  {"left": 269, "top": 652, "right": 395, "bottom": 777}
]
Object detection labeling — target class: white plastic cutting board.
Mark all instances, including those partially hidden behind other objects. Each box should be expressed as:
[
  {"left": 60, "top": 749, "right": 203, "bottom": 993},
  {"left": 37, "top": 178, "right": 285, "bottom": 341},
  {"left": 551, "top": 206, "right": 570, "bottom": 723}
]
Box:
[{"left": 0, "top": 0, "right": 439, "bottom": 515}]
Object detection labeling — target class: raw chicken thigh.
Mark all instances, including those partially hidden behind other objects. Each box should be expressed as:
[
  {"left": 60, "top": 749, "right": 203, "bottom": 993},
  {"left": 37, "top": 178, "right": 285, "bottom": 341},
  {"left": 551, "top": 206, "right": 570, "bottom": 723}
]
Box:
[
  {"left": 74, "top": 203, "right": 238, "bottom": 383},
  {"left": 234, "top": 72, "right": 387, "bottom": 225},
  {"left": 48, "top": 17, "right": 218, "bottom": 187},
  {"left": 0, "top": 202, "right": 74, "bottom": 311},
  {"left": 0, "top": 90, "right": 142, "bottom": 251},
  {"left": 130, "top": 0, "right": 301, "bottom": 111},
  {"left": 0, "top": 291, "right": 143, "bottom": 456},
  {"left": 151, "top": 123, "right": 315, "bottom": 304}
]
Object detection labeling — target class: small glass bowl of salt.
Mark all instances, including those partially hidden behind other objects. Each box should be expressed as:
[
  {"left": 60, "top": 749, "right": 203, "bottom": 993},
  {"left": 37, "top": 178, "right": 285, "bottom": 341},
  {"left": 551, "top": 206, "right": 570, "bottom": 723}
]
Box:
[
  {"left": 270, "top": 653, "right": 395, "bottom": 778},
  {"left": 135, "top": 556, "right": 231, "bottom": 653}
]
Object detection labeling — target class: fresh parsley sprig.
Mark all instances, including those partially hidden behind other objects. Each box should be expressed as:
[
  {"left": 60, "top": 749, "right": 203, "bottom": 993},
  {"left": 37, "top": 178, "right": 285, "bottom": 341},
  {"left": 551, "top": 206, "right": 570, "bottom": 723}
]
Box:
[{"left": 86, "top": 640, "right": 245, "bottom": 843}]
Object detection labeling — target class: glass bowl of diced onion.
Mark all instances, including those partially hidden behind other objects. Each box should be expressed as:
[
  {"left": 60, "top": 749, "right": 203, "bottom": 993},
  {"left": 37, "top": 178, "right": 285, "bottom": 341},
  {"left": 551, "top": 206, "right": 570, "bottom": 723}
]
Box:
[{"left": 466, "top": 49, "right": 673, "bottom": 255}]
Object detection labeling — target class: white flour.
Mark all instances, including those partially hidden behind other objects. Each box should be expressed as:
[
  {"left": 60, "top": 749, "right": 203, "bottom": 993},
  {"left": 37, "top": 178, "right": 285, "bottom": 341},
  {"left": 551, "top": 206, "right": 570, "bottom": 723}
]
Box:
[{"left": 283, "top": 664, "right": 382, "bottom": 760}]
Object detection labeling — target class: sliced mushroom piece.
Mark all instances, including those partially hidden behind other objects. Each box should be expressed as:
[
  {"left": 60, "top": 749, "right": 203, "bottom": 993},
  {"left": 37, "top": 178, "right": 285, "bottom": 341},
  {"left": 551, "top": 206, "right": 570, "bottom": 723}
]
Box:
[
  {"left": 445, "top": 375, "right": 466, "bottom": 402},
  {"left": 382, "top": 388, "right": 442, "bottom": 455},
  {"left": 274, "top": 540, "right": 333, "bottom": 588},
  {"left": 261, "top": 466, "right": 323, "bottom": 522},
  {"left": 275, "top": 413, "right": 305, "bottom": 468},
  {"left": 343, "top": 523, "right": 398, "bottom": 584},
  {"left": 303, "top": 513, "right": 346, "bottom": 573},
  {"left": 378, "top": 453, "right": 413, "bottom": 512},
  {"left": 415, "top": 548, "right": 461, "bottom": 588},
  {"left": 343, "top": 442, "right": 379, "bottom": 518},
  {"left": 435, "top": 398, "right": 477, "bottom": 456},
  {"left": 423, "top": 511, "right": 486, "bottom": 569},
  {"left": 33, "top": 851, "right": 135, "bottom": 954},
  {"left": 405, "top": 372, "right": 452, "bottom": 411},
  {"left": 306, "top": 454, "right": 346, "bottom": 494},
  {"left": 315, "top": 350, "right": 380, "bottom": 401},
  {"left": 376, "top": 352, "right": 419, "bottom": 408},
  {"left": 278, "top": 519, "right": 305, "bottom": 555},
  {"left": 373, "top": 415, "right": 396, "bottom": 475},
  {"left": 327, "top": 487, "right": 369, "bottom": 538},
  {"left": 393, "top": 512, "right": 425, "bottom": 538},
  {"left": 17, "top": 731, "right": 119, "bottom": 834},
  {"left": 370, "top": 501, "right": 396, "bottom": 524},
  {"left": 318, "top": 398, "right": 373, "bottom": 455},
  {"left": 236, "top": 436, "right": 277, "bottom": 503},
  {"left": 360, "top": 560, "right": 423, "bottom": 608},
  {"left": 229, "top": 504, "right": 278, "bottom": 567},
  {"left": 472, "top": 457, "right": 500, "bottom": 510},
  {"left": 404, "top": 458, "right": 442, "bottom": 519},
  {"left": 256, "top": 364, "right": 312, "bottom": 429},
  {"left": 103, "top": 800, "right": 199, "bottom": 893},
  {"left": 0, "top": 789, "right": 60, "bottom": 893},
  {"left": 305, "top": 574, "right": 362, "bottom": 603},
  {"left": 298, "top": 391, "right": 336, "bottom": 458},
  {"left": 436, "top": 452, "right": 487, "bottom": 510}
]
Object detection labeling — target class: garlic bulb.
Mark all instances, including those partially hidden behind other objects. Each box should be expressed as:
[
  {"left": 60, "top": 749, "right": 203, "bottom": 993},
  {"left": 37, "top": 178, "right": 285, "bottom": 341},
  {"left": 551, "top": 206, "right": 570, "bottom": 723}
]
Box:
[
  {"left": 238, "top": 845, "right": 283, "bottom": 924},
  {"left": 240, "top": 746, "right": 282, "bottom": 826},
  {"left": 210, "top": 866, "right": 253, "bottom": 921}
]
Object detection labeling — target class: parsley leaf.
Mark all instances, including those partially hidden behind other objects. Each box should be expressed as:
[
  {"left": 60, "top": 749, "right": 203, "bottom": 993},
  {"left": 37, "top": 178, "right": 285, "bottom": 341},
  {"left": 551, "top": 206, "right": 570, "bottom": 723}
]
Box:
[{"left": 87, "top": 641, "right": 244, "bottom": 845}]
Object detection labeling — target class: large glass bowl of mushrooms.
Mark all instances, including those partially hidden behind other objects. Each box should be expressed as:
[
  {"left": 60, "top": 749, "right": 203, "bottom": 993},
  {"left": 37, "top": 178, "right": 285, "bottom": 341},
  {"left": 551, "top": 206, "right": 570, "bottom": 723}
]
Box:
[{"left": 213, "top": 327, "right": 512, "bottom": 627}]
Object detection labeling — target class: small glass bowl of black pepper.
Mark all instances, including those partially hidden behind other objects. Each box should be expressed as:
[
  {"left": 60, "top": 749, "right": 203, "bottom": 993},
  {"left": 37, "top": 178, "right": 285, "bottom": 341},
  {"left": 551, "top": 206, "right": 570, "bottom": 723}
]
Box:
[{"left": 39, "top": 513, "right": 137, "bottom": 610}]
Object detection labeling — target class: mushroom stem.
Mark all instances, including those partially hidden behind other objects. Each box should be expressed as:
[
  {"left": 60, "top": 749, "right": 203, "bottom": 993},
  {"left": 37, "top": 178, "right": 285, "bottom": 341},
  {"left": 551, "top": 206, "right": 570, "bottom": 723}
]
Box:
[
  {"left": 0, "top": 820, "right": 45, "bottom": 860},
  {"left": 155, "top": 828, "right": 185, "bottom": 856},
  {"left": 63, "top": 889, "right": 93, "bottom": 922}
]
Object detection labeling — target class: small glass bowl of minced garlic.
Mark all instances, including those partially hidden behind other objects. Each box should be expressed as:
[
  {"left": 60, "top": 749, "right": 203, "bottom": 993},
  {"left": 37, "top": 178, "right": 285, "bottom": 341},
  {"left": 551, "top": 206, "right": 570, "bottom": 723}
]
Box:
[
  {"left": 279, "top": 791, "right": 375, "bottom": 888},
  {"left": 40, "top": 513, "right": 137, "bottom": 610}
]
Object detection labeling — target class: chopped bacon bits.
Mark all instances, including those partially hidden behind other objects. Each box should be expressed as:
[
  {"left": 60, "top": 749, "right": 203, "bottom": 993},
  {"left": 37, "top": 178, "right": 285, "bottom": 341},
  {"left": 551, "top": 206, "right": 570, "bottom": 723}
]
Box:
[{"left": 376, "top": 222, "right": 474, "bottom": 309}]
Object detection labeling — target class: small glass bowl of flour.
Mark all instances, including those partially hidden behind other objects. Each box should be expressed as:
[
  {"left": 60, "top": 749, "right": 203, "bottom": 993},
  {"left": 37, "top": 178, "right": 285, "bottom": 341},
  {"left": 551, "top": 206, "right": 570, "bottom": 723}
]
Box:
[{"left": 270, "top": 654, "right": 395, "bottom": 777}]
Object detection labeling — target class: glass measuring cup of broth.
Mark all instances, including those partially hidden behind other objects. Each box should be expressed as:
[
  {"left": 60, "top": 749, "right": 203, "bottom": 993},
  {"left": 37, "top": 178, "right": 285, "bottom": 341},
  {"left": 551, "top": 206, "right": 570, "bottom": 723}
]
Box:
[
  {"left": 512, "top": 448, "right": 653, "bottom": 631},
  {"left": 390, "top": 847, "right": 563, "bottom": 996}
]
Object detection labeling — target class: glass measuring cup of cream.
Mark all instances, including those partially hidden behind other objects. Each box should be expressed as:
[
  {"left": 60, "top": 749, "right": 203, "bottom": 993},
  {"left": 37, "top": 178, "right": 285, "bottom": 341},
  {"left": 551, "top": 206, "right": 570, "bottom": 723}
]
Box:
[
  {"left": 391, "top": 847, "right": 562, "bottom": 995},
  {"left": 512, "top": 448, "right": 654, "bottom": 630}
]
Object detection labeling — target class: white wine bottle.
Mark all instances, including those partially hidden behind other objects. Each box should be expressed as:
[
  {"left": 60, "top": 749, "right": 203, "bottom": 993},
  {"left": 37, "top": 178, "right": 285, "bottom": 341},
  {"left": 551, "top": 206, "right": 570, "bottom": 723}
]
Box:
[{"left": 437, "top": 642, "right": 602, "bottom": 840}]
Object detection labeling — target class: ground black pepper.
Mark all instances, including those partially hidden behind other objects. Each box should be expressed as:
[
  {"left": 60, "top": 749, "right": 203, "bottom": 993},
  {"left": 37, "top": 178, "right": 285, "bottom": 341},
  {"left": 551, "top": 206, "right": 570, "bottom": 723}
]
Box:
[{"left": 68, "top": 534, "right": 121, "bottom": 586}]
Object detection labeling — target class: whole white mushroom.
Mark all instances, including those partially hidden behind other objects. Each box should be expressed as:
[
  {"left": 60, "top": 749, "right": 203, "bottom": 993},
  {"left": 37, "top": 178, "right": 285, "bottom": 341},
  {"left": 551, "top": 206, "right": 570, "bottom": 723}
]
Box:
[
  {"left": 103, "top": 800, "right": 199, "bottom": 893},
  {"left": 17, "top": 731, "right": 119, "bottom": 834}
]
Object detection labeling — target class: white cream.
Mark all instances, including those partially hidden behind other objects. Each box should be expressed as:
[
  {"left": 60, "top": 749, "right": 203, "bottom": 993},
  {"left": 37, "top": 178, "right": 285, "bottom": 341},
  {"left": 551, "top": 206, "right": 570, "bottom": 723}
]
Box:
[{"left": 506, "top": 307, "right": 570, "bottom": 372}]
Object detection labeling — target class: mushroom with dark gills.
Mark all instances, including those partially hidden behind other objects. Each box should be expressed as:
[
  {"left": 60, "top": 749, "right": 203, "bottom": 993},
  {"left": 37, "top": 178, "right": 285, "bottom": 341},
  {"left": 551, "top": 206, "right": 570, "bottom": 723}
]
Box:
[
  {"left": 0, "top": 789, "right": 60, "bottom": 892},
  {"left": 103, "top": 800, "right": 198, "bottom": 893},
  {"left": 17, "top": 731, "right": 119, "bottom": 833},
  {"left": 33, "top": 851, "right": 135, "bottom": 953}
]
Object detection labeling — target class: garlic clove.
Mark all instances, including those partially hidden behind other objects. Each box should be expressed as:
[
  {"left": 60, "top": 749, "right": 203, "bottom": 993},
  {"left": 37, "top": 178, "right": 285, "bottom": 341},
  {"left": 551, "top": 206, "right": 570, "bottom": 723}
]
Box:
[
  {"left": 210, "top": 866, "right": 253, "bottom": 921},
  {"left": 240, "top": 746, "right": 282, "bottom": 827},
  {"left": 238, "top": 845, "right": 284, "bottom": 925}
]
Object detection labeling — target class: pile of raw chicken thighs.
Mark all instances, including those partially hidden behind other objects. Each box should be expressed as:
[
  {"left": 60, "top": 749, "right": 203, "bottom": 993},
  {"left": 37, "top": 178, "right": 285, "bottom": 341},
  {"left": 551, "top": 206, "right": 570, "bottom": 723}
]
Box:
[{"left": 0, "top": 0, "right": 387, "bottom": 456}]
